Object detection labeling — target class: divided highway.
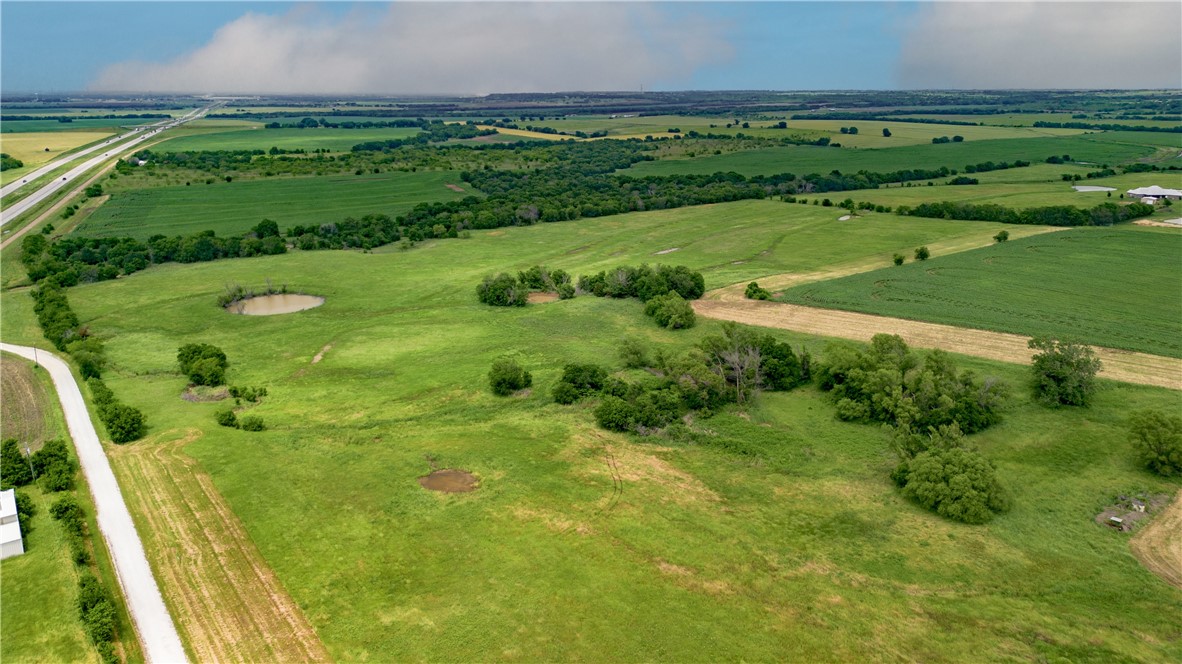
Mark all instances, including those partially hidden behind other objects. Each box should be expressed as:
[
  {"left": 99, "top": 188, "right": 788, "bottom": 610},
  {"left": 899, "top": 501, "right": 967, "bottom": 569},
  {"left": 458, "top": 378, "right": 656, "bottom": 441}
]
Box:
[
  {"left": 0, "top": 103, "right": 216, "bottom": 226},
  {"left": 1, "top": 343, "right": 188, "bottom": 663}
]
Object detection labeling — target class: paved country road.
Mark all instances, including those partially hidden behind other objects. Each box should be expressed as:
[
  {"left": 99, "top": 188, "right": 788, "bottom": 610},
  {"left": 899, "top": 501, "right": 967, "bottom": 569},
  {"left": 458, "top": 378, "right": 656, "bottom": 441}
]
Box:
[{"left": 1, "top": 343, "right": 188, "bottom": 664}]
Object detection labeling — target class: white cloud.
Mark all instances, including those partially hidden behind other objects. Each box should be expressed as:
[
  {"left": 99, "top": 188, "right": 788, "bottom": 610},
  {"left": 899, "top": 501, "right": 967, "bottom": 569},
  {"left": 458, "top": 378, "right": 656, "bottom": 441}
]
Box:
[
  {"left": 897, "top": 2, "right": 1181, "bottom": 89},
  {"left": 90, "top": 3, "right": 732, "bottom": 95}
]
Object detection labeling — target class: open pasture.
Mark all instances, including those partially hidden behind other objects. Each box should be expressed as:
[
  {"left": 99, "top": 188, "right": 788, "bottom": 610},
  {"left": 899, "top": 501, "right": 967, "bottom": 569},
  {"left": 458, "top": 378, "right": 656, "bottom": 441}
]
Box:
[
  {"left": 75, "top": 169, "right": 475, "bottom": 240},
  {"left": 154, "top": 126, "right": 423, "bottom": 153},
  {"left": 898, "top": 112, "right": 1182, "bottom": 130},
  {"left": 779, "top": 226, "right": 1182, "bottom": 358},
  {"left": 627, "top": 133, "right": 1169, "bottom": 178},
  {"left": 0, "top": 119, "right": 156, "bottom": 133},
  {"left": 0, "top": 131, "right": 113, "bottom": 166},
  {"left": 28, "top": 199, "right": 1180, "bottom": 662}
]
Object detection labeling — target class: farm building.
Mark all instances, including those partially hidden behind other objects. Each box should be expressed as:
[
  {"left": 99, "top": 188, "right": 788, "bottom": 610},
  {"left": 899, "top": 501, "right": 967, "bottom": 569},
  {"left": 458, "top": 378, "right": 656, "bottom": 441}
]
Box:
[
  {"left": 1126, "top": 185, "right": 1182, "bottom": 200},
  {"left": 0, "top": 488, "right": 25, "bottom": 560}
]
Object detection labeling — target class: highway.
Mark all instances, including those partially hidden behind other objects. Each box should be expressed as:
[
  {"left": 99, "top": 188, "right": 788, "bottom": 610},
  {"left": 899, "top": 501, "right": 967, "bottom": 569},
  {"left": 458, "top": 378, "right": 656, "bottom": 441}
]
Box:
[{"left": 0, "top": 103, "right": 217, "bottom": 226}]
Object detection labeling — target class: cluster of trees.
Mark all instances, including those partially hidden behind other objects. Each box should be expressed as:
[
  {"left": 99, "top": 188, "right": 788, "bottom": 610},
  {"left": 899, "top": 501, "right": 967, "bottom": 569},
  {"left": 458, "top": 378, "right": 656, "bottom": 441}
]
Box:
[
  {"left": 228, "top": 385, "right": 268, "bottom": 404},
  {"left": 1028, "top": 337, "right": 1101, "bottom": 407},
  {"left": 947, "top": 176, "right": 978, "bottom": 185},
  {"left": 488, "top": 358, "right": 533, "bottom": 396},
  {"left": 47, "top": 490, "right": 122, "bottom": 662},
  {"left": 577, "top": 264, "right": 705, "bottom": 301},
  {"left": 817, "top": 335, "right": 1010, "bottom": 523},
  {"left": 22, "top": 224, "right": 287, "bottom": 288},
  {"left": 30, "top": 283, "right": 110, "bottom": 379},
  {"left": 1128, "top": 410, "right": 1182, "bottom": 477},
  {"left": 898, "top": 200, "right": 1155, "bottom": 227},
  {"left": 88, "top": 379, "right": 146, "bottom": 444},
  {"left": 818, "top": 335, "right": 1007, "bottom": 435},
  {"left": 0, "top": 152, "right": 23, "bottom": 171},
  {"left": 2, "top": 437, "right": 76, "bottom": 494},
  {"left": 643, "top": 292, "right": 695, "bottom": 329},
  {"left": 351, "top": 121, "right": 497, "bottom": 151},
  {"left": 931, "top": 135, "right": 965, "bottom": 144},
  {"left": 477, "top": 266, "right": 575, "bottom": 307},
  {"left": 288, "top": 214, "right": 402, "bottom": 250},
  {"left": 839, "top": 126, "right": 859, "bottom": 135},
  {"left": 962, "top": 159, "right": 1030, "bottom": 173},
  {"left": 178, "top": 343, "right": 229, "bottom": 386}
]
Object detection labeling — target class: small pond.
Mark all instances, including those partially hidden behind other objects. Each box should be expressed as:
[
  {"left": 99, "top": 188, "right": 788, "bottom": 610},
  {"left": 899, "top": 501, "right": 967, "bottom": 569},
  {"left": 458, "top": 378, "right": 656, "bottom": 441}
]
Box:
[{"left": 226, "top": 293, "right": 325, "bottom": 316}]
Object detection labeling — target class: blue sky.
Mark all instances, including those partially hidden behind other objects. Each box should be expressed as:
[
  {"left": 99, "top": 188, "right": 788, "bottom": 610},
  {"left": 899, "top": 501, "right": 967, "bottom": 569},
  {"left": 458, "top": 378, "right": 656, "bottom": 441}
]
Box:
[{"left": 1, "top": 2, "right": 1178, "bottom": 94}]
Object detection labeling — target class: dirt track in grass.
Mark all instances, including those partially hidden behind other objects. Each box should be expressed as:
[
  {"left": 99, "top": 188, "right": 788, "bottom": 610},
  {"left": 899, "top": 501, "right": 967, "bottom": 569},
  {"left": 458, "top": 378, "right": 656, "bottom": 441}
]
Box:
[
  {"left": 1130, "top": 490, "right": 1182, "bottom": 590},
  {"left": 108, "top": 428, "right": 331, "bottom": 663}
]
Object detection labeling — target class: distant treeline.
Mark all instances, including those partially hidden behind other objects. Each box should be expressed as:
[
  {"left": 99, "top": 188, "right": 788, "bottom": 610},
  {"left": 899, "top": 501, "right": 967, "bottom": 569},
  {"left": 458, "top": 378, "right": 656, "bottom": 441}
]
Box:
[
  {"left": 897, "top": 200, "right": 1156, "bottom": 227},
  {"left": 1032, "top": 120, "right": 1182, "bottom": 133},
  {"left": 792, "top": 113, "right": 983, "bottom": 127},
  {"left": 265, "top": 117, "right": 425, "bottom": 130},
  {"left": 351, "top": 121, "right": 496, "bottom": 150},
  {"left": 0, "top": 113, "right": 169, "bottom": 121}
]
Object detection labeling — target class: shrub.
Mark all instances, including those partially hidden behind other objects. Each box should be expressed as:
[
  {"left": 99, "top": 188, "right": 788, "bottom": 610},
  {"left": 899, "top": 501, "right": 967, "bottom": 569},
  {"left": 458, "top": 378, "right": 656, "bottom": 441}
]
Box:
[
  {"left": 994, "top": 230, "right": 1010, "bottom": 243},
  {"left": 896, "top": 446, "right": 1010, "bottom": 524},
  {"left": 893, "top": 253, "right": 905, "bottom": 266},
  {"left": 1, "top": 438, "right": 32, "bottom": 488},
  {"left": 178, "top": 343, "right": 229, "bottom": 386},
  {"left": 50, "top": 494, "right": 86, "bottom": 536},
  {"left": 744, "top": 282, "right": 772, "bottom": 300},
  {"left": 476, "top": 273, "right": 528, "bottom": 307},
  {"left": 1028, "top": 337, "right": 1101, "bottom": 407},
  {"left": 617, "top": 337, "right": 651, "bottom": 369},
  {"left": 488, "top": 358, "right": 532, "bottom": 396},
  {"left": 551, "top": 381, "right": 581, "bottom": 405},
  {"left": 644, "top": 292, "right": 695, "bottom": 329},
  {"left": 914, "top": 246, "right": 931, "bottom": 261},
  {"left": 594, "top": 395, "right": 636, "bottom": 432},
  {"left": 238, "top": 416, "right": 266, "bottom": 432},
  {"left": 1128, "top": 409, "right": 1182, "bottom": 477},
  {"left": 103, "top": 403, "right": 146, "bottom": 444},
  {"left": 556, "top": 282, "right": 576, "bottom": 300},
  {"left": 215, "top": 410, "right": 239, "bottom": 428}
]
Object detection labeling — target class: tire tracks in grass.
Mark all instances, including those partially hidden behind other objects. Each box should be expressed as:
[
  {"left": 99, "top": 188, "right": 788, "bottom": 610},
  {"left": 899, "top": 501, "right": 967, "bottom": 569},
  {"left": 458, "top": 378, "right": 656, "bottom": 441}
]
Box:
[
  {"left": 108, "top": 428, "right": 331, "bottom": 663},
  {"left": 1130, "top": 490, "right": 1182, "bottom": 590}
]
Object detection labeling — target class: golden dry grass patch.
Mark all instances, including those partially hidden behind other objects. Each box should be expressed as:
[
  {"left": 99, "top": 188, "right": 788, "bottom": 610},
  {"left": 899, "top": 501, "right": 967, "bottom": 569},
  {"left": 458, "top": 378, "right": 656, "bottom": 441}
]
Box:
[
  {"left": 1130, "top": 489, "right": 1182, "bottom": 589},
  {"left": 0, "top": 131, "right": 112, "bottom": 167}
]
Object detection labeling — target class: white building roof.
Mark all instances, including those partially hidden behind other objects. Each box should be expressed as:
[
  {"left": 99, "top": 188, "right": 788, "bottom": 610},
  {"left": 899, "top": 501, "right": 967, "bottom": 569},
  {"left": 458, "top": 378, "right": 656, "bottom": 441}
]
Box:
[
  {"left": 0, "top": 520, "right": 21, "bottom": 546},
  {"left": 0, "top": 489, "right": 16, "bottom": 521},
  {"left": 1127, "top": 185, "right": 1182, "bottom": 197}
]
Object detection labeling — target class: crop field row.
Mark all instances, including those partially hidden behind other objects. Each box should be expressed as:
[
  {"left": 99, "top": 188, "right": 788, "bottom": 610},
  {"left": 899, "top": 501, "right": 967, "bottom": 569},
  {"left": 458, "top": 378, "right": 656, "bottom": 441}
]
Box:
[
  {"left": 778, "top": 226, "right": 1182, "bottom": 358},
  {"left": 0, "top": 119, "right": 156, "bottom": 134},
  {"left": 76, "top": 169, "right": 475, "bottom": 240},
  {"left": 153, "top": 126, "right": 423, "bottom": 153},
  {"left": 14, "top": 198, "right": 1175, "bottom": 662},
  {"left": 626, "top": 133, "right": 1173, "bottom": 178}
]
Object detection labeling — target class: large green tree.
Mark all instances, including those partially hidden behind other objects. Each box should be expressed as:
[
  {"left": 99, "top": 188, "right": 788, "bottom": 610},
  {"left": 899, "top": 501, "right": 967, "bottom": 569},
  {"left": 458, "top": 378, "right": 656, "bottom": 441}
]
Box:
[{"left": 1028, "top": 337, "right": 1101, "bottom": 407}]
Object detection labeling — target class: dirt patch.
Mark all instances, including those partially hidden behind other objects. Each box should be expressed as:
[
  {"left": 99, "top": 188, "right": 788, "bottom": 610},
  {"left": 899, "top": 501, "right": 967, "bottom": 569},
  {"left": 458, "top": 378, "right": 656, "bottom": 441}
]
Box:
[
  {"left": 1130, "top": 490, "right": 1182, "bottom": 589},
  {"left": 655, "top": 247, "right": 680, "bottom": 255},
  {"left": 1134, "top": 219, "right": 1182, "bottom": 228},
  {"left": 444, "top": 183, "right": 465, "bottom": 192},
  {"left": 106, "top": 429, "right": 330, "bottom": 662},
  {"left": 838, "top": 215, "right": 852, "bottom": 221},
  {"left": 1094, "top": 493, "right": 1168, "bottom": 531},
  {"left": 527, "top": 292, "right": 559, "bottom": 304},
  {"left": 226, "top": 293, "right": 324, "bottom": 316},
  {"left": 693, "top": 299, "right": 1182, "bottom": 390},
  {"left": 419, "top": 469, "right": 478, "bottom": 493},
  {"left": 311, "top": 343, "right": 332, "bottom": 364},
  {"left": 0, "top": 354, "right": 53, "bottom": 450},
  {"left": 180, "top": 385, "right": 229, "bottom": 403}
]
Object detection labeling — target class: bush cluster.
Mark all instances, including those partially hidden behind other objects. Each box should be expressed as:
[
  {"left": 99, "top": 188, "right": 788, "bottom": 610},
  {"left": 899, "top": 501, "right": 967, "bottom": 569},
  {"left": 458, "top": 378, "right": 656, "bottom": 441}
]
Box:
[
  {"left": 818, "top": 335, "right": 1006, "bottom": 434},
  {"left": 229, "top": 385, "right": 268, "bottom": 403},
  {"left": 643, "top": 292, "right": 695, "bottom": 329},
  {"left": 890, "top": 424, "right": 1012, "bottom": 524},
  {"left": 215, "top": 409, "right": 265, "bottom": 432},
  {"left": 31, "top": 439, "right": 76, "bottom": 492},
  {"left": 577, "top": 264, "right": 705, "bottom": 302},
  {"left": 744, "top": 282, "right": 772, "bottom": 300},
  {"left": 50, "top": 493, "right": 90, "bottom": 565},
  {"left": 177, "top": 343, "right": 229, "bottom": 386},
  {"left": 88, "top": 378, "right": 147, "bottom": 444},
  {"left": 477, "top": 266, "right": 574, "bottom": 307},
  {"left": 1028, "top": 337, "right": 1101, "bottom": 407},
  {"left": 1128, "top": 410, "right": 1182, "bottom": 477},
  {"left": 898, "top": 200, "right": 1155, "bottom": 227},
  {"left": 1, "top": 438, "right": 33, "bottom": 489},
  {"left": 76, "top": 572, "right": 119, "bottom": 663},
  {"left": 488, "top": 358, "right": 533, "bottom": 396}
]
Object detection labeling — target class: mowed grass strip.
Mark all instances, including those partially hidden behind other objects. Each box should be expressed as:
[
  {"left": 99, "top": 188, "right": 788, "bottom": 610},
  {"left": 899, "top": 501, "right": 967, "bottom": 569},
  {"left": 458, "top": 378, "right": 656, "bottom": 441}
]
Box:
[
  {"left": 76, "top": 170, "right": 476, "bottom": 240},
  {"left": 32, "top": 199, "right": 1181, "bottom": 661},
  {"left": 107, "top": 429, "right": 330, "bottom": 663},
  {"left": 779, "top": 226, "right": 1182, "bottom": 358}
]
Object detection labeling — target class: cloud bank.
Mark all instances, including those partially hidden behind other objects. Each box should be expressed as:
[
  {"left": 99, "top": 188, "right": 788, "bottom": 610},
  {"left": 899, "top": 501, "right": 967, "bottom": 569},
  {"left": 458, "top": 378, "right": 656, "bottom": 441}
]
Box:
[
  {"left": 898, "top": 2, "right": 1181, "bottom": 89},
  {"left": 90, "top": 3, "right": 731, "bottom": 95}
]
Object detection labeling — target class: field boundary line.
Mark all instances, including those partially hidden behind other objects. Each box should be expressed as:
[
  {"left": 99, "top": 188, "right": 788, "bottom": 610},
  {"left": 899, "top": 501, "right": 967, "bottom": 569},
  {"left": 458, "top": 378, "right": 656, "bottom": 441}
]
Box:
[{"left": 0, "top": 343, "right": 188, "bottom": 663}]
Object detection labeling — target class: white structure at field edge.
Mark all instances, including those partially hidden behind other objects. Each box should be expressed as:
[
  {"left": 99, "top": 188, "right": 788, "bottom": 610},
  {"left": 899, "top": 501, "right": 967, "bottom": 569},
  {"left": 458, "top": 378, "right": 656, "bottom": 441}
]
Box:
[
  {"left": 1127, "top": 185, "right": 1182, "bottom": 200},
  {"left": 0, "top": 488, "right": 25, "bottom": 559}
]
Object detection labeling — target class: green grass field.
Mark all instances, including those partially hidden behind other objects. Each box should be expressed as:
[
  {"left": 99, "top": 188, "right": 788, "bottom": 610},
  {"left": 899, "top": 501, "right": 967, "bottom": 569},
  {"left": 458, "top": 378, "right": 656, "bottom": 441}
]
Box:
[
  {"left": 780, "top": 226, "right": 1182, "bottom": 358},
  {"left": 3, "top": 200, "right": 1178, "bottom": 661},
  {"left": 626, "top": 133, "right": 1171, "bottom": 178},
  {"left": 153, "top": 126, "right": 423, "bottom": 152},
  {"left": 0, "top": 119, "right": 156, "bottom": 133},
  {"left": 75, "top": 170, "right": 476, "bottom": 240}
]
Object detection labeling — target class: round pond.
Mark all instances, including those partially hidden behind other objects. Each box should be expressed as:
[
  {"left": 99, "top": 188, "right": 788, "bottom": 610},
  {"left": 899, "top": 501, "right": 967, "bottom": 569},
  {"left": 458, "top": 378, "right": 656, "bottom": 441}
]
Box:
[{"left": 226, "top": 294, "right": 325, "bottom": 316}]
